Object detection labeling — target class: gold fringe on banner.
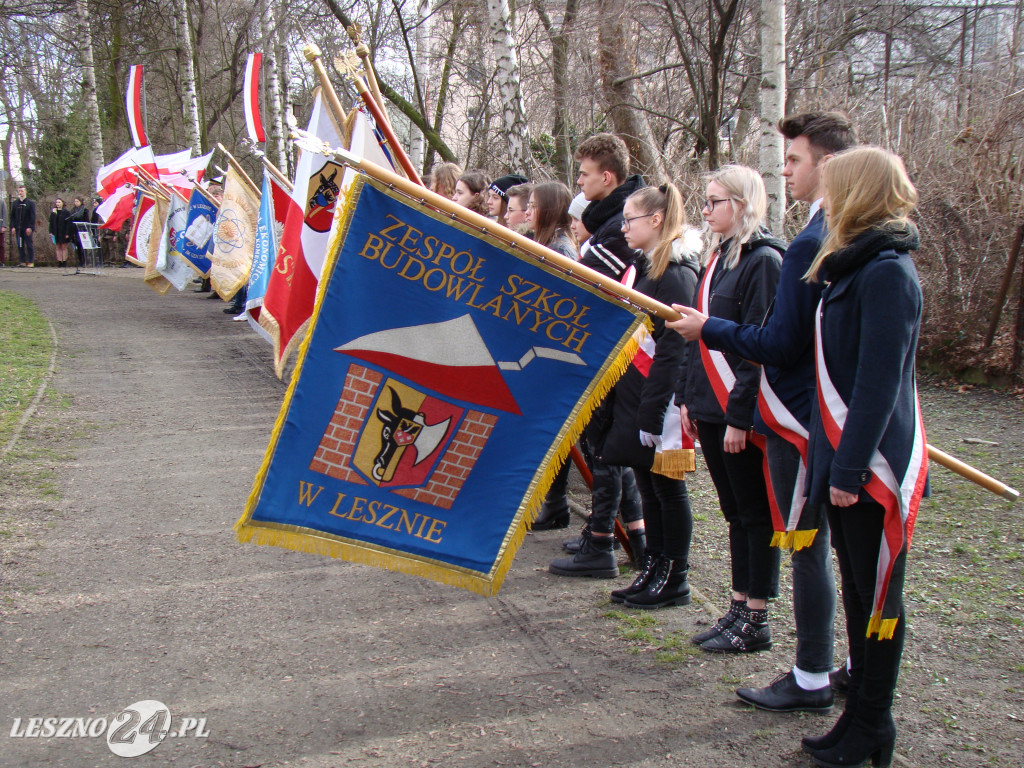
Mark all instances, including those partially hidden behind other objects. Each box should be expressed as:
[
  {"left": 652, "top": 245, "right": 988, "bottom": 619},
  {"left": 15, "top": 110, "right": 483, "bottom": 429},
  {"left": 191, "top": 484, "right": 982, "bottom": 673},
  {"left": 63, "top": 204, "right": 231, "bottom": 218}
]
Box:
[{"left": 235, "top": 176, "right": 647, "bottom": 596}]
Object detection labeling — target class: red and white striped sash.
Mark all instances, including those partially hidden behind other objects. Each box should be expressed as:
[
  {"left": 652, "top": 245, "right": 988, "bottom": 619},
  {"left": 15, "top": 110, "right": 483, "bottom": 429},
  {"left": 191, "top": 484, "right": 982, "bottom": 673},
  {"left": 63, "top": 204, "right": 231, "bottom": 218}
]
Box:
[
  {"left": 624, "top": 265, "right": 693, "bottom": 478},
  {"left": 814, "top": 300, "right": 928, "bottom": 638},
  {"left": 756, "top": 370, "right": 814, "bottom": 548},
  {"left": 695, "top": 256, "right": 785, "bottom": 534}
]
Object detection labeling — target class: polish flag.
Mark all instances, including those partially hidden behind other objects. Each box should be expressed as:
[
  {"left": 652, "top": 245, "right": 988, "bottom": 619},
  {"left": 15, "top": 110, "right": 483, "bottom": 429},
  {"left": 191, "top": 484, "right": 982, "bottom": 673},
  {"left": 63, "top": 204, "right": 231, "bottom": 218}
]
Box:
[
  {"left": 244, "top": 53, "right": 266, "bottom": 143},
  {"left": 96, "top": 146, "right": 157, "bottom": 196},
  {"left": 126, "top": 65, "right": 148, "bottom": 147},
  {"left": 158, "top": 150, "right": 214, "bottom": 196}
]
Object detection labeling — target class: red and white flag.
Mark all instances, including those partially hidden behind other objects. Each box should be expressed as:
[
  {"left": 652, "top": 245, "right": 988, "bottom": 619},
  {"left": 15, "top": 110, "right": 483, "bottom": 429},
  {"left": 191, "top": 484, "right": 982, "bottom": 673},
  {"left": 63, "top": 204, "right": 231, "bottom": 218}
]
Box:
[
  {"left": 244, "top": 52, "right": 266, "bottom": 144},
  {"left": 157, "top": 150, "right": 214, "bottom": 196},
  {"left": 126, "top": 65, "right": 148, "bottom": 147},
  {"left": 96, "top": 146, "right": 158, "bottom": 231},
  {"left": 96, "top": 145, "right": 156, "bottom": 196},
  {"left": 259, "top": 92, "right": 342, "bottom": 377}
]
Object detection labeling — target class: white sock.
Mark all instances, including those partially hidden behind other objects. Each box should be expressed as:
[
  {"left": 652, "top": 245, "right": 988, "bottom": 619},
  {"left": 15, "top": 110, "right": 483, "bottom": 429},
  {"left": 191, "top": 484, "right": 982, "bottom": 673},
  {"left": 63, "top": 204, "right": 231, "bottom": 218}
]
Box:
[
  {"left": 793, "top": 665, "right": 829, "bottom": 691},
  {"left": 845, "top": 657, "right": 852, "bottom": 673}
]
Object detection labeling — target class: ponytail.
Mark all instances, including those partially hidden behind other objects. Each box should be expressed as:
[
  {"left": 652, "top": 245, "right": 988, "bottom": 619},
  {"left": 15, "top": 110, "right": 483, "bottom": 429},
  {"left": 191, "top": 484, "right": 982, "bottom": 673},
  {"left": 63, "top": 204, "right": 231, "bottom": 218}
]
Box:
[{"left": 626, "top": 182, "right": 688, "bottom": 279}]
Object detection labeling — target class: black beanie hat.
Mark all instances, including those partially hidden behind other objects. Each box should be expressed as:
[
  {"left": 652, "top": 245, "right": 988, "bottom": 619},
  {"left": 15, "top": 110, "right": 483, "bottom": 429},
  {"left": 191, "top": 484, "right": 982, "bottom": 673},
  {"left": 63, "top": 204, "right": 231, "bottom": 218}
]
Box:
[{"left": 488, "top": 174, "right": 530, "bottom": 200}]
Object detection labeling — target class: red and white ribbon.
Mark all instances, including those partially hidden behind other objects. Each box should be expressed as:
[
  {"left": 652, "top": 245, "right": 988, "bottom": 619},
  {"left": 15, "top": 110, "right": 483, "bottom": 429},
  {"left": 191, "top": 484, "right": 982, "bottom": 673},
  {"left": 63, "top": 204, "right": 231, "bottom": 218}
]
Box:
[
  {"left": 126, "top": 65, "right": 148, "bottom": 148},
  {"left": 814, "top": 299, "right": 928, "bottom": 637},
  {"left": 244, "top": 53, "right": 266, "bottom": 144}
]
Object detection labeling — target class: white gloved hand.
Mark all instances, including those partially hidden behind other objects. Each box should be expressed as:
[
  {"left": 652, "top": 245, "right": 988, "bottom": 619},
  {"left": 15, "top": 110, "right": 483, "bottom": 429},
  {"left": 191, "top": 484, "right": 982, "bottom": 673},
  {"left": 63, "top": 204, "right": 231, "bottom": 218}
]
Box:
[{"left": 639, "top": 430, "right": 662, "bottom": 448}]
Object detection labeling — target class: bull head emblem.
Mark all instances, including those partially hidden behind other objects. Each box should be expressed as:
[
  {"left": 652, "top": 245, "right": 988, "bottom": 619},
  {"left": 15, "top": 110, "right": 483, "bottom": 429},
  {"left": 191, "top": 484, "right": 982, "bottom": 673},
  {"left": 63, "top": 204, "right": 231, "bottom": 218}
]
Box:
[
  {"left": 310, "top": 168, "right": 339, "bottom": 210},
  {"left": 372, "top": 386, "right": 454, "bottom": 484}
]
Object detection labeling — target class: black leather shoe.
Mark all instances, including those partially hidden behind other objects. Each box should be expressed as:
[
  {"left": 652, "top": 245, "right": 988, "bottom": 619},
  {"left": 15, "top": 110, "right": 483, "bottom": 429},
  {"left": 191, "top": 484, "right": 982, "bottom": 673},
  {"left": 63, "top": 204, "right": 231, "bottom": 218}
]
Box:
[
  {"left": 737, "top": 671, "right": 833, "bottom": 713},
  {"left": 830, "top": 666, "right": 851, "bottom": 694}
]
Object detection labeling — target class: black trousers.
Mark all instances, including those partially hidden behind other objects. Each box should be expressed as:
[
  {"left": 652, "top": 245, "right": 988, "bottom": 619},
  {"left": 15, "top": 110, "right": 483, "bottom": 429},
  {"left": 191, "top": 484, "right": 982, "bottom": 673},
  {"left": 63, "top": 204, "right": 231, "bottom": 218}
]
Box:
[
  {"left": 634, "top": 466, "right": 692, "bottom": 562},
  {"left": 828, "top": 500, "right": 905, "bottom": 713},
  {"left": 697, "top": 421, "right": 780, "bottom": 600}
]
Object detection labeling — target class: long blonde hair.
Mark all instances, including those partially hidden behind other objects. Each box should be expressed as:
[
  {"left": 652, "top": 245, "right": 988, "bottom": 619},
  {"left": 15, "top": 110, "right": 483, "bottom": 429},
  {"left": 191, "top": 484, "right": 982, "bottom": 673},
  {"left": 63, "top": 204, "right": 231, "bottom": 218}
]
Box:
[
  {"left": 805, "top": 146, "right": 918, "bottom": 282},
  {"left": 703, "top": 165, "right": 767, "bottom": 269},
  {"left": 625, "top": 183, "right": 688, "bottom": 280}
]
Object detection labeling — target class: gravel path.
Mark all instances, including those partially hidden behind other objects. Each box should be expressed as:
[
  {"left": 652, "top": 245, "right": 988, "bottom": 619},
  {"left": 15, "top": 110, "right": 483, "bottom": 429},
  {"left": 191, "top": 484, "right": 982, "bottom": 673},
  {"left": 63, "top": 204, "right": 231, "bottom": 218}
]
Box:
[{"left": 1, "top": 268, "right": 1020, "bottom": 768}]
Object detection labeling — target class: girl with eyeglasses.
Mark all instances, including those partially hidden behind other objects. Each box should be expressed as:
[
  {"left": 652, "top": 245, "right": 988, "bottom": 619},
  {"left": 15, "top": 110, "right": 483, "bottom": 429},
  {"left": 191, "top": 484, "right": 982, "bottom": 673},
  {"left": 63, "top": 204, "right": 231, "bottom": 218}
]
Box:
[
  {"left": 589, "top": 182, "right": 704, "bottom": 609},
  {"left": 679, "top": 165, "right": 786, "bottom": 651}
]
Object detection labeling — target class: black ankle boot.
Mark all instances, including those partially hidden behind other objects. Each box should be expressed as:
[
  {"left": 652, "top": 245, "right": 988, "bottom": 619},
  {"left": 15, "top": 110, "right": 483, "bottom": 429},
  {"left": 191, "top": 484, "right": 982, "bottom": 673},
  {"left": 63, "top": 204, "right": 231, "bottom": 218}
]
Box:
[
  {"left": 627, "top": 529, "right": 646, "bottom": 567},
  {"left": 699, "top": 606, "right": 771, "bottom": 652},
  {"left": 810, "top": 708, "right": 895, "bottom": 768},
  {"left": 623, "top": 558, "right": 691, "bottom": 609},
  {"left": 549, "top": 531, "right": 618, "bottom": 578},
  {"left": 532, "top": 499, "right": 570, "bottom": 531},
  {"left": 692, "top": 599, "right": 745, "bottom": 645},
  {"left": 610, "top": 553, "right": 658, "bottom": 603},
  {"left": 803, "top": 692, "right": 858, "bottom": 754}
]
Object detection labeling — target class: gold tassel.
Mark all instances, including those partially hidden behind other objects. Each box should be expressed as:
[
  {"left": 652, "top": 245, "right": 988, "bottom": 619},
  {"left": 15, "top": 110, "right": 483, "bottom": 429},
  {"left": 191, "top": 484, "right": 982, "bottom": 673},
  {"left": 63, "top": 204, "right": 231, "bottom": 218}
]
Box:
[
  {"left": 652, "top": 448, "right": 696, "bottom": 479},
  {"left": 790, "top": 529, "right": 818, "bottom": 551},
  {"left": 771, "top": 530, "right": 789, "bottom": 548},
  {"left": 865, "top": 613, "right": 899, "bottom": 639}
]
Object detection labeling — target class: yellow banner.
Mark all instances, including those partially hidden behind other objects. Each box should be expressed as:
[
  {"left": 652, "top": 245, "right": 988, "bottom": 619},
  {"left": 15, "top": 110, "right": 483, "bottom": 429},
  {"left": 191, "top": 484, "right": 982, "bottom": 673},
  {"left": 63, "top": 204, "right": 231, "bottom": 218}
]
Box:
[{"left": 210, "top": 166, "right": 259, "bottom": 301}]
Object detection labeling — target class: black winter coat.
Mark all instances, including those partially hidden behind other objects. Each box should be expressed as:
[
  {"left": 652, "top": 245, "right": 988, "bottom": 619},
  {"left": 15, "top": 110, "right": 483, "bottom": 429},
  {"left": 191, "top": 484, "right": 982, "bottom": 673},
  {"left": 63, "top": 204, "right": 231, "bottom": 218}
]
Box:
[
  {"left": 10, "top": 197, "right": 36, "bottom": 233},
  {"left": 681, "top": 233, "right": 785, "bottom": 428},
  {"left": 578, "top": 174, "right": 645, "bottom": 280},
  {"left": 596, "top": 237, "right": 701, "bottom": 468},
  {"left": 49, "top": 207, "right": 73, "bottom": 243}
]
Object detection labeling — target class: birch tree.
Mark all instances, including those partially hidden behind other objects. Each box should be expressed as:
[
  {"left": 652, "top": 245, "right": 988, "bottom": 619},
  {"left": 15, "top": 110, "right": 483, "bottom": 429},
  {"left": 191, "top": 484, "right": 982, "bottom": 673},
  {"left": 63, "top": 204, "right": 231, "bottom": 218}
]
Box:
[
  {"left": 76, "top": 0, "right": 105, "bottom": 175},
  {"left": 486, "top": 0, "right": 531, "bottom": 173},
  {"left": 262, "top": 0, "right": 288, "bottom": 172},
  {"left": 174, "top": 0, "right": 203, "bottom": 155},
  {"left": 759, "top": 0, "right": 785, "bottom": 233}
]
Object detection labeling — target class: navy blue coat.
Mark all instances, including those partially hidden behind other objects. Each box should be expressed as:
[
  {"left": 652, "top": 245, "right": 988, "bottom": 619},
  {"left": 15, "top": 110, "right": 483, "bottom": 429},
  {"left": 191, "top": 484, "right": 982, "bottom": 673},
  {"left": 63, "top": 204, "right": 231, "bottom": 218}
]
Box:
[
  {"left": 700, "top": 210, "right": 825, "bottom": 432},
  {"left": 805, "top": 247, "right": 923, "bottom": 504}
]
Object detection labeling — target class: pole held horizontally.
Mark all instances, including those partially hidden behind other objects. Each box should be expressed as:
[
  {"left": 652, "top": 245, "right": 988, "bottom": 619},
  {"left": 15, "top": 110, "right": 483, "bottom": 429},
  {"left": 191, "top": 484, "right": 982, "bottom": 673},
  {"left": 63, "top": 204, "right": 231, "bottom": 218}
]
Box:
[
  {"left": 926, "top": 445, "right": 1019, "bottom": 501},
  {"left": 315, "top": 145, "right": 1019, "bottom": 503}
]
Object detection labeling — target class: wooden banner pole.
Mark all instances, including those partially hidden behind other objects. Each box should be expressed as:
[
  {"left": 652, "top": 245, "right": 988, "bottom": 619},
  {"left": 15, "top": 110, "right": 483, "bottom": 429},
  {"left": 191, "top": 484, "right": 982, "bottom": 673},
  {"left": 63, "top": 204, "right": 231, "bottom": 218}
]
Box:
[
  {"left": 350, "top": 74, "right": 424, "bottom": 186},
  {"left": 320, "top": 145, "right": 1020, "bottom": 504},
  {"left": 927, "top": 445, "right": 1019, "bottom": 501},
  {"left": 301, "top": 43, "right": 351, "bottom": 137},
  {"left": 354, "top": 42, "right": 386, "bottom": 114},
  {"left": 259, "top": 157, "right": 294, "bottom": 192},
  {"left": 216, "top": 143, "right": 261, "bottom": 197}
]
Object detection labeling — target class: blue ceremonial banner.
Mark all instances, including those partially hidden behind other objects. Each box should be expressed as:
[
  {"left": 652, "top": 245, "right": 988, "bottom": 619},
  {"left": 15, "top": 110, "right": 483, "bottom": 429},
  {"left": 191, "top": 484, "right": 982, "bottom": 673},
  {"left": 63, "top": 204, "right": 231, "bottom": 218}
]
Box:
[
  {"left": 245, "top": 170, "right": 289, "bottom": 342},
  {"left": 235, "top": 177, "right": 644, "bottom": 595},
  {"left": 179, "top": 186, "right": 217, "bottom": 275}
]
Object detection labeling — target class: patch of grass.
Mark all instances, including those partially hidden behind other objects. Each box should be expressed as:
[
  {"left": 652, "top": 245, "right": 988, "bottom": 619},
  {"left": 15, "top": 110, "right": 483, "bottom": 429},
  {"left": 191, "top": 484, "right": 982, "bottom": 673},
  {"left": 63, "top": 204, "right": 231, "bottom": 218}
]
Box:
[{"left": 0, "top": 290, "right": 52, "bottom": 446}]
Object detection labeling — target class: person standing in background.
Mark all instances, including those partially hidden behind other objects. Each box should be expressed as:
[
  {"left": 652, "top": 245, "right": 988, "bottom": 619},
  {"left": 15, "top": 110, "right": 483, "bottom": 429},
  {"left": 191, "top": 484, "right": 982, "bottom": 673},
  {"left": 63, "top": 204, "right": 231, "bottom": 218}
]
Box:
[
  {"left": 11, "top": 184, "right": 36, "bottom": 267},
  {"left": 0, "top": 192, "right": 7, "bottom": 266}
]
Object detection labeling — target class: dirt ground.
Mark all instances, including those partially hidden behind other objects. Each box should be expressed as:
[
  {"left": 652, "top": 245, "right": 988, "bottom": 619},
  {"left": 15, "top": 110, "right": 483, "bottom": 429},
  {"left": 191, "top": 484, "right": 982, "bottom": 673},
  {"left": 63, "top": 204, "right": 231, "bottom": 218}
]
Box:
[{"left": 1, "top": 268, "right": 1022, "bottom": 768}]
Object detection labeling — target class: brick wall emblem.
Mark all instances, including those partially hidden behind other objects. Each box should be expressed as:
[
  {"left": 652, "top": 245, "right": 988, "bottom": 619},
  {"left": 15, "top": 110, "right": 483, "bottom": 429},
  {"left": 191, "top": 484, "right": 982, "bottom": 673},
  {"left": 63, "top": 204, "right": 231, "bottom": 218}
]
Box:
[{"left": 310, "top": 363, "right": 498, "bottom": 510}]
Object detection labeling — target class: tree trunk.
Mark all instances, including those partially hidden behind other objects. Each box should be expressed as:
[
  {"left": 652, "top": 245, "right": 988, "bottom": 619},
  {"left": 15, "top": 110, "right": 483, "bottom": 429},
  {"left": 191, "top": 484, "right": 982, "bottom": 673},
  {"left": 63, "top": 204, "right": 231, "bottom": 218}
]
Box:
[
  {"left": 262, "top": 0, "right": 288, "bottom": 172},
  {"left": 486, "top": 0, "right": 531, "bottom": 173},
  {"left": 174, "top": 0, "right": 203, "bottom": 154},
  {"left": 759, "top": 0, "right": 786, "bottom": 234},
  {"left": 598, "top": 0, "right": 665, "bottom": 178},
  {"left": 76, "top": 0, "right": 105, "bottom": 175},
  {"left": 534, "top": 0, "right": 579, "bottom": 185},
  {"left": 409, "top": 0, "right": 430, "bottom": 172}
]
